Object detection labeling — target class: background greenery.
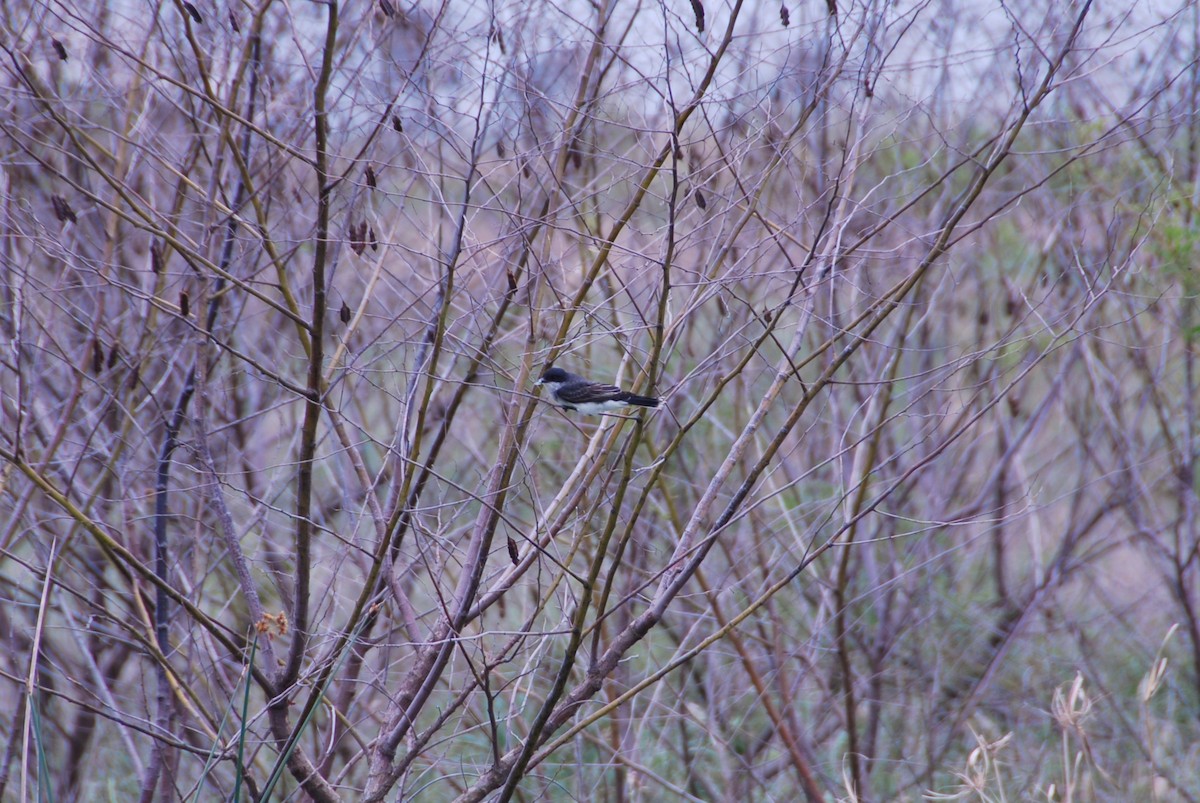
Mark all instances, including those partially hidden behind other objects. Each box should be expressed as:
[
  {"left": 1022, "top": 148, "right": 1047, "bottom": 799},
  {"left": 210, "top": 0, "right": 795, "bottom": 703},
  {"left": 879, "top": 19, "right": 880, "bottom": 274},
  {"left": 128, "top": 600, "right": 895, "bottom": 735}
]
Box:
[{"left": 2, "top": 0, "right": 1198, "bottom": 800}]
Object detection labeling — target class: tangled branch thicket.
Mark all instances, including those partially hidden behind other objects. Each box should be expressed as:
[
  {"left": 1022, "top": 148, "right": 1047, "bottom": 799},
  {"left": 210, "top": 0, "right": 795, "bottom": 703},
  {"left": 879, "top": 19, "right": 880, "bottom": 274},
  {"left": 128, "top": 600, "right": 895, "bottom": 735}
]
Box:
[{"left": 3, "top": 0, "right": 1199, "bottom": 800}]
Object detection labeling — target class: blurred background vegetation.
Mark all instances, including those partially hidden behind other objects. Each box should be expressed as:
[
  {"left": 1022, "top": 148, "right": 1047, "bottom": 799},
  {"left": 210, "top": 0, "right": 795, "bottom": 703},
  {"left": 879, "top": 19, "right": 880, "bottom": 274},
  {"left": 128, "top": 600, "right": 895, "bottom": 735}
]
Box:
[{"left": 2, "top": 0, "right": 1199, "bottom": 800}]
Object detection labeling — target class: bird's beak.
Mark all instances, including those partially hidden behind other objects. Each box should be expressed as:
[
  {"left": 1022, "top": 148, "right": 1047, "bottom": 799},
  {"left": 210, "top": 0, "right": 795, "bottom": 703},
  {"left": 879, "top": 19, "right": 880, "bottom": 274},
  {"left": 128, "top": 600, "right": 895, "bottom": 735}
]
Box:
[{"left": 533, "top": 377, "right": 543, "bottom": 386}]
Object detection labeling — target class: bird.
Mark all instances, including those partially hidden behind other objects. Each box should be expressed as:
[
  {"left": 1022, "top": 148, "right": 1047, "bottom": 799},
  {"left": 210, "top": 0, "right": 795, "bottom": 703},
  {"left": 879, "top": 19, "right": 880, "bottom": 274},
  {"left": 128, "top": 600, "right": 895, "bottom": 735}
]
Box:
[{"left": 535, "top": 367, "right": 660, "bottom": 415}]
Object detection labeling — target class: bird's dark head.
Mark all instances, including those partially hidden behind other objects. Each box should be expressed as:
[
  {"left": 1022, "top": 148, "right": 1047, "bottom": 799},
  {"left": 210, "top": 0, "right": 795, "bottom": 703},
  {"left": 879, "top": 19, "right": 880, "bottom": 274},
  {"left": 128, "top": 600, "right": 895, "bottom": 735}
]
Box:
[{"left": 537, "top": 366, "right": 570, "bottom": 386}]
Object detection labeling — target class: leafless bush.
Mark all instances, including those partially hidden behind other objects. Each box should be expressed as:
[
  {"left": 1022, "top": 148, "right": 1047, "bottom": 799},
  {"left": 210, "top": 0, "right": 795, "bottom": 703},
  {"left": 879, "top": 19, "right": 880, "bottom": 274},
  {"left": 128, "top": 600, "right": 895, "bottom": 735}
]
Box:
[{"left": 2, "top": 0, "right": 1198, "bottom": 800}]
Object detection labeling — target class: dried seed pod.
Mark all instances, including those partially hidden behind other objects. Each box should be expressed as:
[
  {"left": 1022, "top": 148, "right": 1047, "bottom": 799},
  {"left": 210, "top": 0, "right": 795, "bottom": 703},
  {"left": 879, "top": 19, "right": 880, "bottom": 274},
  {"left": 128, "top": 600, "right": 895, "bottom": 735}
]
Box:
[
  {"left": 107, "top": 342, "right": 120, "bottom": 369},
  {"left": 369, "top": 227, "right": 379, "bottom": 251},
  {"left": 780, "top": 4, "right": 790, "bottom": 26},
  {"left": 380, "top": 0, "right": 395, "bottom": 17},
  {"left": 181, "top": 1, "right": 202, "bottom": 23},
  {"left": 179, "top": 291, "right": 190, "bottom": 317},
  {"left": 51, "top": 39, "right": 67, "bottom": 60},
  {"left": 694, "top": 189, "right": 707, "bottom": 210},
  {"left": 340, "top": 301, "right": 352, "bottom": 324},
  {"left": 496, "top": 140, "right": 506, "bottom": 158},
  {"left": 349, "top": 221, "right": 367, "bottom": 255},
  {"left": 365, "top": 164, "right": 376, "bottom": 188},
  {"left": 229, "top": 10, "right": 240, "bottom": 32},
  {"left": 150, "top": 243, "right": 163, "bottom": 274},
  {"left": 391, "top": 115, "right": 403, "bottom": 133},
  {"left": 690, "top": 0, "right": 704, "bottom": 32},
  {"left": 506, "top": 536, "right": 519, "bottom": 565},
  {"left": 91, "top": 339, "right": 104, "bottom": 374},
  {"left": 51, "top": 195, "right": 77, "bottom": 223}
]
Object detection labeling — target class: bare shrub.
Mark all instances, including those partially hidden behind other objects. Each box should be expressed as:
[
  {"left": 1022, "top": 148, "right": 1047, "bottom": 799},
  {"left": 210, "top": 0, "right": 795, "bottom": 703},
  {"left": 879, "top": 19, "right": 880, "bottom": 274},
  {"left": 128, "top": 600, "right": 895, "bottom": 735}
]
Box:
[{"left": 2, "top": 0, "right": 1198, "bottom": 800}]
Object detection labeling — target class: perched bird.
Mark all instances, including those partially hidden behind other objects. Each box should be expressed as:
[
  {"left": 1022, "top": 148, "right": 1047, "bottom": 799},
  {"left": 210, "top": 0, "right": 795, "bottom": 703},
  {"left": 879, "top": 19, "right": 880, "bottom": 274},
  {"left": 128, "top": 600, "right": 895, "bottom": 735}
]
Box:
[{"left": 536, "top": 367, "right": 660, "bottom": 415}]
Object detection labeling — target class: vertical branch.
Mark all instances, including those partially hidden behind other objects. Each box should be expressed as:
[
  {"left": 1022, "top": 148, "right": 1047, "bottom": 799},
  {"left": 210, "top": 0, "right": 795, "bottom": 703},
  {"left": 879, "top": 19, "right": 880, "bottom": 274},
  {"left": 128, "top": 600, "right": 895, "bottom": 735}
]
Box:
[
  {"left": 831, "top": 300, "right": 909, "bottom": 796},
  {"left": 1177, "top": 0, "right": 1200, "bottom": 700},
  {"left": 260, "top": 3, "right": 343, "bottom": 802},
  {"left": 141, "top": 369, "right": 193, "bottom": 802},
  {"left": 142, "top": 28, "right": 266, "bottom": 803},
  {"left": 281, "top": 0, "right": 338, "bottom": 690}
]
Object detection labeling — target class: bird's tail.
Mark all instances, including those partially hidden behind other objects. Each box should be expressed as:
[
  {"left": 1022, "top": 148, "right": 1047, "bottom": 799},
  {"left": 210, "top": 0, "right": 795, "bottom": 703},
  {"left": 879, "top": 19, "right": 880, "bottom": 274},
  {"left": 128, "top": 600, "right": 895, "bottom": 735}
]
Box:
[{"left": 626, "top": 394, "right": 660, "bottom": 408}]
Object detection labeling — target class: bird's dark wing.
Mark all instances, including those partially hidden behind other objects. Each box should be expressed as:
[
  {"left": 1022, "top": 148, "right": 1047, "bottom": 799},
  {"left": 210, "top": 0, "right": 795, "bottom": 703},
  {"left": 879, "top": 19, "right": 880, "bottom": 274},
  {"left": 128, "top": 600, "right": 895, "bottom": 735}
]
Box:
[{"left": 555, "top": 381, "right": 626, "bottom": 405}]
